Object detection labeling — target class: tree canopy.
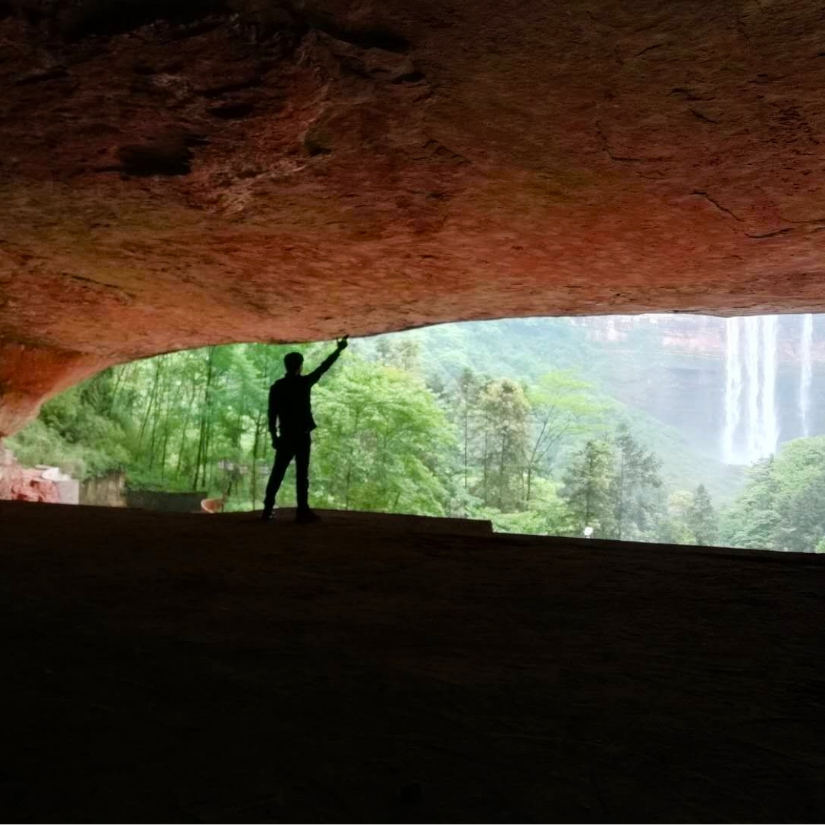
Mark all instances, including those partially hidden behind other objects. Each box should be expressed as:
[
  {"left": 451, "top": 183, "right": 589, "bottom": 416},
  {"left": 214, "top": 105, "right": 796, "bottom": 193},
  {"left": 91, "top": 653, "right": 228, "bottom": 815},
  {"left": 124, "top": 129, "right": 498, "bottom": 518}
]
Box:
[{"left": 8, "top": 333, "right": 825, "bottom": 553}]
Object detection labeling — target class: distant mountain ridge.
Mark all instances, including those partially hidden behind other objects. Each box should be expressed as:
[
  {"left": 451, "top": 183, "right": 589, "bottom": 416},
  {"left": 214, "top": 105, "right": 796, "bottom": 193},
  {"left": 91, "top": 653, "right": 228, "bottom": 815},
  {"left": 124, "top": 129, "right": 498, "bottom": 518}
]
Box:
[{"left": 571, "top": 314, "right": 825, "bottom": 366}]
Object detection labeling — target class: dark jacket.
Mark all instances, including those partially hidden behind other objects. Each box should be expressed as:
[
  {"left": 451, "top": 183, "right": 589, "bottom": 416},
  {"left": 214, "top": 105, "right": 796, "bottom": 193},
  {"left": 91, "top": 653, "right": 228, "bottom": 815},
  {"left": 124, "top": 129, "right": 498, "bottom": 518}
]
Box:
[{"left": 268, "top": 349, "right": 341, "bottom": 438}]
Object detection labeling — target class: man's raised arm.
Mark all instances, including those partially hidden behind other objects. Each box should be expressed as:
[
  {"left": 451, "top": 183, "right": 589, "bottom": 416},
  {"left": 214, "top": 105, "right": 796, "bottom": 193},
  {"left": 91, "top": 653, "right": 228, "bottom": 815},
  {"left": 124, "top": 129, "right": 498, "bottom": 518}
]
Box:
[{"left": 307, "top": 336, "right": 349, "bottom": 385}]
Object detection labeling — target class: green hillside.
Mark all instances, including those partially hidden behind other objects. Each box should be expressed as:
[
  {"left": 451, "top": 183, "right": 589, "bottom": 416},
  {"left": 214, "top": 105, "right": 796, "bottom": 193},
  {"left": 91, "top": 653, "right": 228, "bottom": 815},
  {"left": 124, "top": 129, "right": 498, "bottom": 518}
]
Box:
[{"left": 363, "top": 319, "right": 746, "bottom": 503}]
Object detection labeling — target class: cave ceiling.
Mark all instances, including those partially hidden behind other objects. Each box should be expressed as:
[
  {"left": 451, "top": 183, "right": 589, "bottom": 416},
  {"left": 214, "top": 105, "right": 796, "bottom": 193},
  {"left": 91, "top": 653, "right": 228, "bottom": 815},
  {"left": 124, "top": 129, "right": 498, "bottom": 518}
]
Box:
[{"left": 2, "top": 0, "right": 825, "bottom": 433}]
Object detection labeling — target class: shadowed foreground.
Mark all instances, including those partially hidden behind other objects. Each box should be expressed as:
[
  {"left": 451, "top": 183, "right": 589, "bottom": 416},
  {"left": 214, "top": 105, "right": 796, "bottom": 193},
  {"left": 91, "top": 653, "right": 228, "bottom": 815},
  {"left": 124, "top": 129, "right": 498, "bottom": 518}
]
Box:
[{"left": 2, "top": 501, "right": 824, "bottom": 822}]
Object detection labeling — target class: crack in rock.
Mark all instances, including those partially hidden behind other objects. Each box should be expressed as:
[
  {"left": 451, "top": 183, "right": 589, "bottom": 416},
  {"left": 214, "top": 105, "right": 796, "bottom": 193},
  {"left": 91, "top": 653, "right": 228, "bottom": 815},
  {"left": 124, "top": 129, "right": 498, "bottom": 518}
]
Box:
[
  {"left": 779, "top": 216, "right": 825, "bottom": 226},
  {"left": 596, "top": 122, "right": 671, "bottom": 164},
  {"left": 745, "top": 228, "right": 794, "bottom": 239},
  {"left": 690, "top": 108, "right": 720, "bottom": 124},
  {"left": 66, "top": 275, "right": 135, "bottom": 300},
  {"left": 668, "top": 87, "right": 715, "bottom": 102},
  {"left": 692, "top": 190, "right": 744, "bottom": 222},
  {"left": 633, "top": 42, "right": 666, "bottom": 58}
]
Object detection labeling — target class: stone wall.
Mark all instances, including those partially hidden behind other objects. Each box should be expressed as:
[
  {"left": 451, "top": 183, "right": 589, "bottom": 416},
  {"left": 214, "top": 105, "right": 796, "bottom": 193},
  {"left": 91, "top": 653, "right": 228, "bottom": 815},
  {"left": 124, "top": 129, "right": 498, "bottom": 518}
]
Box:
[{"left": 80, "top": 472, "right": 127, "bottom": 508}]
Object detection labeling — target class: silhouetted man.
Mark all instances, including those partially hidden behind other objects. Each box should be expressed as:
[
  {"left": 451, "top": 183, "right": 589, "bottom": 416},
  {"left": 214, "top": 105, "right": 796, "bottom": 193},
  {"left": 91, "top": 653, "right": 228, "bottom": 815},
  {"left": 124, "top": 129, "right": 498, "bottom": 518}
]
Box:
[{"left": 262, "top": 336, "right": 348, "bottom": 522}]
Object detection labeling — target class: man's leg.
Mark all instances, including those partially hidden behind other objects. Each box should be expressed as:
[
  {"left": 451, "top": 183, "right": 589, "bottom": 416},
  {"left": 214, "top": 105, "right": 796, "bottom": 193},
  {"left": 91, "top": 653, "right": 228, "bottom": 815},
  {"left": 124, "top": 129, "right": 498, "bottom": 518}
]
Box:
[
  {"left": 263, "top": 443, "right": 295, "bottom": 517},
  {"left": 294, "top": 434, "right": 312, "bottom": 513}
]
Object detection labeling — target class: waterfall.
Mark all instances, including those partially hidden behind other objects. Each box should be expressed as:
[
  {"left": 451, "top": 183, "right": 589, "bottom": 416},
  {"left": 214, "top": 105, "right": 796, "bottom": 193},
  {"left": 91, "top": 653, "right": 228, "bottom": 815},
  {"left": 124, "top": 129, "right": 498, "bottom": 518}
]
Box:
[
  {"left": 744, "top": 316, "right": 761, "bottom": 461},
  {"left": 722, "top": 318, "right": 742, "bottom": 464},
  {"left": 761, "top": 316, "right": 779, "bottom": 457},
  {"left": 722, "top": 315, "right": 780, "bottom": 464},
  {"left": 800, "top": 314, "right": 813, "bottom": 436}
]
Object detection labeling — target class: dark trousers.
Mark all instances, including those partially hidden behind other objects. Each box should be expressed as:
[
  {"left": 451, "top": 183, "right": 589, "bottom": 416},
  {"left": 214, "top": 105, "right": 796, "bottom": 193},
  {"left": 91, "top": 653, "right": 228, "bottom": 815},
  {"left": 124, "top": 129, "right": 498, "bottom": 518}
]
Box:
[{"left": 263, "top": 432, "right": 311, "bottom": 514}]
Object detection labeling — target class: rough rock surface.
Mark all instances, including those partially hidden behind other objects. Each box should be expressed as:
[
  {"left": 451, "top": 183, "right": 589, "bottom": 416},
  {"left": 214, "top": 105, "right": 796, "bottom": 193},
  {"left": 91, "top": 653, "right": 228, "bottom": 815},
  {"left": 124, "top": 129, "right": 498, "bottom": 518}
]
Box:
[
  {"left": 2, "top": 500, "right": 825, "bottom": 821},
  {"left": 0, "top": 445, "right": 25, "bottom": 499},
  {"left": 3, "top": 0, "right": 825, "bottom": 433},
  {"left": 0, "top": 444, "right": 61, "bottom": 501}
]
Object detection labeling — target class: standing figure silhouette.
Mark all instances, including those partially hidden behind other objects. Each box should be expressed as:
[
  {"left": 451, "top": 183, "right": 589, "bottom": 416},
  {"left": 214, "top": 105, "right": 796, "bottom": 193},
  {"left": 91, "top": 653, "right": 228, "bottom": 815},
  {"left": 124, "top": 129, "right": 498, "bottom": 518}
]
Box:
[{"left": 262, "top": 336, "right": 348, "bottom": 522}]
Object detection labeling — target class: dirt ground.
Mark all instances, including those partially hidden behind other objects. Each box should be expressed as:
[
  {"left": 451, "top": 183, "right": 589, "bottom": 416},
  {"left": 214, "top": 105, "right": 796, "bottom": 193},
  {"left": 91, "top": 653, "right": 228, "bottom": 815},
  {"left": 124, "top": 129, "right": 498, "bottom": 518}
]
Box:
[{"left": 2, "top": 500, "right": 824, "bottom": 823}]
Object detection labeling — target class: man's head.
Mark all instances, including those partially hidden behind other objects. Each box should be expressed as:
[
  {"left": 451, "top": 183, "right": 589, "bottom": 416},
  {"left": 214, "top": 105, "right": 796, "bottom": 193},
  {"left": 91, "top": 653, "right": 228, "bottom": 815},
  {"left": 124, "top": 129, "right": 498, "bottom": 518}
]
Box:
[{"left": 284, "top": 351, "right": 304, "bottom": 375}]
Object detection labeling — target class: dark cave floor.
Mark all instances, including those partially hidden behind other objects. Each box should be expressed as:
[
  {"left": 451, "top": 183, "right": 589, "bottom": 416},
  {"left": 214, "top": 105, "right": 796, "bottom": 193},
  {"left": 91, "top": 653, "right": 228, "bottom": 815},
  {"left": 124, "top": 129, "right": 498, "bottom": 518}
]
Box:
[{"left": 2, "top": 501, "right": 824, "bottom": 822}]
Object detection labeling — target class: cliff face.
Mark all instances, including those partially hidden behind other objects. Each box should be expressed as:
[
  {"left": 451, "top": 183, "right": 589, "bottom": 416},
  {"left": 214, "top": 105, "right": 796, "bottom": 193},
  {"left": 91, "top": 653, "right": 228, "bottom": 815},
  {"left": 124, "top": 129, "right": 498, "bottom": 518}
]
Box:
[
  {"left": 574, "top": 315, "right": 825, "bottom": 460},
  {"left": 4, "top": 1, "right": 825, "bottom": 434},
  {"left": 577, "top": 315, "right": 825, "bottom": 366}
]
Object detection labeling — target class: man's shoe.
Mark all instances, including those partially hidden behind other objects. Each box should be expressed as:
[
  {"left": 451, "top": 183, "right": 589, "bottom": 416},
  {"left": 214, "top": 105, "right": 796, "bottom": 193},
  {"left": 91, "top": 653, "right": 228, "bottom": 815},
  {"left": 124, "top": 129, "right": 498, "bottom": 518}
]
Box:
[
  {"left": 295, "top": 508, "right": 321, "bottom": 524},
  {"left": 261, "top": 510, "right": 274, "bottom": 521}
]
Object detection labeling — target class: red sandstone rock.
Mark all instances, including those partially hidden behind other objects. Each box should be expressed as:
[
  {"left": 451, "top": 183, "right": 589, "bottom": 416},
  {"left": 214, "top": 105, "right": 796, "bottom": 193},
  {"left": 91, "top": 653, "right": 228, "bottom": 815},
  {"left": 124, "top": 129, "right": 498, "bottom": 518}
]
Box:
[
  {"left": 2, "top": 1, "right": 825, "bottom": 433},
  {"left": 0, "top": 445, "right": 61, "bottom": 503},
  {"left": 0, "top": 445, "right": 25, "bottom": 500}
]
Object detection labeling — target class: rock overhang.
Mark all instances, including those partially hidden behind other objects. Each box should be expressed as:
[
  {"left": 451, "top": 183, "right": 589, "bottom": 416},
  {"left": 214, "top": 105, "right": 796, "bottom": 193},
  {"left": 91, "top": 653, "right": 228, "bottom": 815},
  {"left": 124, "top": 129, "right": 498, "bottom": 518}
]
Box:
[{"left": 2, "top": 0, "right": 825, "bottom": 434}]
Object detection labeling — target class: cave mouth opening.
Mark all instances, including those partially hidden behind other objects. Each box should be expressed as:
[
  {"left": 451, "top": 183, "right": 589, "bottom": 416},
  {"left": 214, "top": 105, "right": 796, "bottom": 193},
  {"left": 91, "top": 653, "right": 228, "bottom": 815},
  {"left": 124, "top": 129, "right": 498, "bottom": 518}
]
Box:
[{"left": 3, "top": 312, "right": 825, "bottom": 553}]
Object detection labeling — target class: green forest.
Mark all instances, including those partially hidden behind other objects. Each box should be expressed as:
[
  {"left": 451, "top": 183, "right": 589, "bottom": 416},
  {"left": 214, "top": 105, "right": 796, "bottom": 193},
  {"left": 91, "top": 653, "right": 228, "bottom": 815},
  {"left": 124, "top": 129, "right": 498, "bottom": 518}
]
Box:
[{"left": 7, "top": 324, "right": 825, "bottom": 553}]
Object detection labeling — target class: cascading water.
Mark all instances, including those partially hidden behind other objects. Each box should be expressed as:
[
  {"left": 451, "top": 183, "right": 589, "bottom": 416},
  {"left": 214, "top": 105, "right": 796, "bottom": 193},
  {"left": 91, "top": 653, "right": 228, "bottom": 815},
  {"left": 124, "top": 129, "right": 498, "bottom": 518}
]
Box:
[
  {"left": 722, "top": 317, "right": 742, "bottom": 464},
  {"left": 744, "top": 316, "right": 761, "bottom": 461},
  {"left": 800, "top": 314, "right": 813, "bottom": 436},
  {"left": 761, "top": 316, "right": 779, "bottom": 456},
  {"left": 722, "top": 315, "right": 780, "bottom": 464}
]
